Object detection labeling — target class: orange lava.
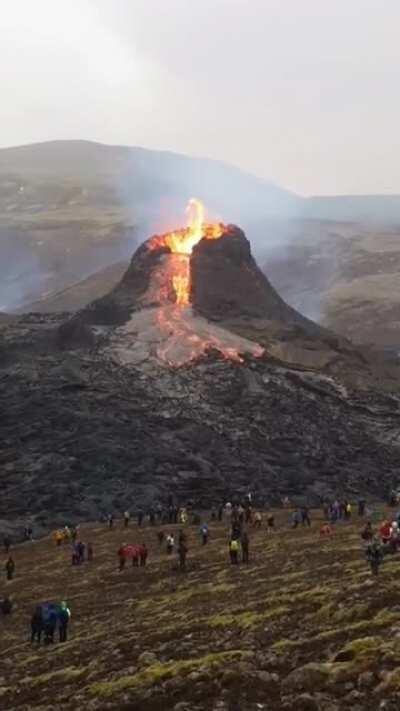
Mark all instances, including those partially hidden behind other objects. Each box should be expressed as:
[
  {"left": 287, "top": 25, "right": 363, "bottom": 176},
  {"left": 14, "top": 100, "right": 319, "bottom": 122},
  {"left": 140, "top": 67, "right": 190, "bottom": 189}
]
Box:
[
  {"left": 149, "top": 198, "right": 225, "bottom": 307},
  {"left": 139, "top": 199, "right": 264, "bottom": 366}
]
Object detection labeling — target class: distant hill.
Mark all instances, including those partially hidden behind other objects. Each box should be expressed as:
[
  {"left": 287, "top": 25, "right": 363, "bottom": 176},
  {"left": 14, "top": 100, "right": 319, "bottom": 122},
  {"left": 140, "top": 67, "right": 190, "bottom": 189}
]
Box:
[{"left": 0, "top": 140, "right": 301, "bottom": 311}]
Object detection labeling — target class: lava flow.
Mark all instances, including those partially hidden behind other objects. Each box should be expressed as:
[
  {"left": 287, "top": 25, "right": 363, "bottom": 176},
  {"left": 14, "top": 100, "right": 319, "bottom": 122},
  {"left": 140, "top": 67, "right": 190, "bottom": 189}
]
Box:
[
  {"left": 149, "top": 198, "right": 225, "bottom": 307},
  {"left": 113, "top": 199, "right": 265, "bottom": 368}
]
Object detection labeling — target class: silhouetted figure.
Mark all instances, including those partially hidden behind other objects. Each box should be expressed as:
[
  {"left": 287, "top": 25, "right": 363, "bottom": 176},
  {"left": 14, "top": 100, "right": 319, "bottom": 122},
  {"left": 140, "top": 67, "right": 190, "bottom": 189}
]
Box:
[{"left": 5, "top": 556, "right": 15, "bottom": 581}]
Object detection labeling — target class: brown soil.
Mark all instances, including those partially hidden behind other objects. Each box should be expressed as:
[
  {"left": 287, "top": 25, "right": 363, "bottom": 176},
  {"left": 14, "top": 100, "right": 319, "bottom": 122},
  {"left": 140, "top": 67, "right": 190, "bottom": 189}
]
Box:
[{"left": 1, "top": 509, "right": 400, "bottom": 710}]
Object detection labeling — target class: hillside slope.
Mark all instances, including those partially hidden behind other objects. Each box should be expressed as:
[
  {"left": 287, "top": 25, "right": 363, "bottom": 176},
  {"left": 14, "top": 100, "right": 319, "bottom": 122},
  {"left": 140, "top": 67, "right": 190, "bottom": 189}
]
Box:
[{"left": 2, "top": 510, "right": 400, "bottom": 710}]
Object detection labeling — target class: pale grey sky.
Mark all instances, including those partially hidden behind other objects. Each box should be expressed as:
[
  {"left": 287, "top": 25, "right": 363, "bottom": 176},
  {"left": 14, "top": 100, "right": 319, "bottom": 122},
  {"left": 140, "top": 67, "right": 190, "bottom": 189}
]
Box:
[{"left": 1, "top": 0, "right": 399, "bottom": 195}]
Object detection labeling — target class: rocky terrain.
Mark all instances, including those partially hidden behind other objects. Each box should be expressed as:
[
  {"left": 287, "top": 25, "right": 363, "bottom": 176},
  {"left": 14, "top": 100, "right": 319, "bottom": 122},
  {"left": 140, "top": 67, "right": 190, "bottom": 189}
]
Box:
[
  {"left": 2, "top": 222, "right": 400, "bottom": 535},
  {"left": 2, "top": 509, "right": 400, "bottom": 710}
]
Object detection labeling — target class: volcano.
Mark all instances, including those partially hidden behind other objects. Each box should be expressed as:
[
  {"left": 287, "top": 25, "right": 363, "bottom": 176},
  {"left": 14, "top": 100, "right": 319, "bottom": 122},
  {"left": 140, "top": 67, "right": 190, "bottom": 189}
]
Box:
[{"left": 60, "top": 200, "right": 326, "bottom": 368}]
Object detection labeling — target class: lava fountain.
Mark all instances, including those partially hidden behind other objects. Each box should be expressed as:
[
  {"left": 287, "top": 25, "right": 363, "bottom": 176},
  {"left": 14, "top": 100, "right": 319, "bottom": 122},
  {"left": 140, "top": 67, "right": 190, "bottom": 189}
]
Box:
[
  {"left": 109, "top": 199, "right": 265, "bottom": 368},
  {"left": 148, "top": 198, "right": 225, "bottom": 307}
]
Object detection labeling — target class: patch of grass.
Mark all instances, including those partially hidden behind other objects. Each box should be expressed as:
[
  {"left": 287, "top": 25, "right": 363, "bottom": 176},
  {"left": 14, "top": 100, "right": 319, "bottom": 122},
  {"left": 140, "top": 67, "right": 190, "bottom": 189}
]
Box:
[
  {"left": 87, "top": 650, "right": 252, "bottom": 697},
  {"left": 207, "top": 606, "right": 289, "bottom": 629},
  {"left": 21, "top": 666, "right": 87, "bottom": 687}
]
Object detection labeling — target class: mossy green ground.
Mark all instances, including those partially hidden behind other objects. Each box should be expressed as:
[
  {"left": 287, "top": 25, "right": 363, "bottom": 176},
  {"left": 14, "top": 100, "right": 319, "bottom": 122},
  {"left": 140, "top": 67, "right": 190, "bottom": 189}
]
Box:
[{"left": 1, "top": 508, "right": 400, "bottom": 710}]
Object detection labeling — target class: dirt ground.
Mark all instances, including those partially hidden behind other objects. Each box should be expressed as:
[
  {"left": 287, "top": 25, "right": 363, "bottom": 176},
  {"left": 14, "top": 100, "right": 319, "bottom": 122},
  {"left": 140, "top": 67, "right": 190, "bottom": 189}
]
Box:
[{"left": 1, "top": 508, "right": 400, "bottom": 710}]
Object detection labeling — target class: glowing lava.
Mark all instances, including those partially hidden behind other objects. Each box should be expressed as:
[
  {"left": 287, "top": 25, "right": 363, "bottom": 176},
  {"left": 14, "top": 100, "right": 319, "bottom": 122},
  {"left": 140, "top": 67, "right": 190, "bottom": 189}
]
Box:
[
  {"left": 149, "top": 198, "right": 225, "bottom": 307},
  {"left": 120, "top": 199, "right": 265, "bottom": 367}
]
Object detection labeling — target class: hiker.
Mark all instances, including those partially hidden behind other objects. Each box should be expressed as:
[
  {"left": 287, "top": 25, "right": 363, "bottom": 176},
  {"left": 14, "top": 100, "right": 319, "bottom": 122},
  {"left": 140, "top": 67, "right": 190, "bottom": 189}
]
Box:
[
  {"left": 229, "top": 538, "right": 240, "bottom": 565},
  {"left": 301, "top": 506, "right": 311, "bottom": 527},
  {"left": 225, "top": 502, "right": 232, "bottom": 520},
  {"left": 137, "top": 509, "right": 144, "bottom": 527},
  {"left": 291, "top": 510, "right": 302, "bottom": 528},
  {"left": 24, "top": 526, "right": 33, "bottom": 541},
  {"left": 320, "top": 523, "right": 333, "bottom": 537},
  {"left": 241, "top": 531, "right": 249, "bottom": 564},
  {"left": 0, "top": 596, "right": 12, "bottom": 616},
  {"left": 166, "top": 534, "right": 174, "bottom": 555},
  {"left": 178, "top": 539, "right": 188, "bottom": 570},
  {"left": 54, "top": 530, "right": 64, "bottom": 547},
  {"left": 361, "top": 521, "right": 374, "bottom": 542},
  {"left": 139, "top": 544, "right": 148, "bottom": 566},
  {"left": 124, "top": 511, "right": 130, "bottom": 528},
  {"left": 253, "top": 511, "right": 262, "bottom": 528},
  {"left": 108, "top": 514, "right": 114, "bottom": 530},
  {"left": 379, "top": 520, "right": 392, "bottom": 544},
  {"left": 77, "top": 541, "right": 85, "bottom": 564},
  {"left": 358, "top": 498, "right": 366, "bottom": 517},
  {"left": 366, "top": 538, "right": 384, "bottom": 576},
  {"left": 157, "top": 530, "right": 165, "bottom": 546},
  {"left": 59, "top": 601, "right": 71, "bottom": 643},
  {"left": 118, "top": 545, "right": 126, "bottom": 571},
  {"left": 44, "top": 609, "right": 57, "bottom": 645},
  {"left": 267, "top": 513, "right": 275, "bottom": 532},
  {"left": 200, "top": 523, "right": 209, "bottom": 545},
  {"left": 5, "top": 556, "right": 15, "bottom": 581},
  {"left": 31, "top": 607, "right": 43, "bottom": 644},
  {"left": 3, "top": 535, "right": 11, "bottom": 553},
  {"left": 87, "top": 542, "right": 93, "bottom": 561}
]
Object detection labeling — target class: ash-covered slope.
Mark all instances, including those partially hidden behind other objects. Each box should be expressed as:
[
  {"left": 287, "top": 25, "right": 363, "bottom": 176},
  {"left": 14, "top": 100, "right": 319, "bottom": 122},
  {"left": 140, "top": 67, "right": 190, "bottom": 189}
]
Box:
[
  {"left": 1, "top": 220, "right": 400, "bottom": 534},
  {"left": 58, "top": 225, "right": 330, "bottom": 366}
]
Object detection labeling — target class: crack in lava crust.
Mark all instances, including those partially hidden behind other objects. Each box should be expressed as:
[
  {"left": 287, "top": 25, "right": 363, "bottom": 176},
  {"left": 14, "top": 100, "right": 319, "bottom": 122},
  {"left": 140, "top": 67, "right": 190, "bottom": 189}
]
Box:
[{"left": 110, "top": 306, "right": 265, "bottom": 368}]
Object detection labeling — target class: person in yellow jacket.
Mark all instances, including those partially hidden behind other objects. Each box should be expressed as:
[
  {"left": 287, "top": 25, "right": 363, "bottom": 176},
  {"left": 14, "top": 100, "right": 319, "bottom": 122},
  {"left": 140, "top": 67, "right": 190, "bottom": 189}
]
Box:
[
  {"left": 229, "top": 538, "right": 240, "bottom": 565},
  {"left": 54, "top": 530, "right": 64, "bottom": 547}
]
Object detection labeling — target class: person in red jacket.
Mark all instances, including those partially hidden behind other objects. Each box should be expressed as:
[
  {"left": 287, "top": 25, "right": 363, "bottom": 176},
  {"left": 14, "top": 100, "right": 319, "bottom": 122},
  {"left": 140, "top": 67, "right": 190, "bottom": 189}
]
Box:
[{"left": 379, "top": 520, "right": 392, "bottom": 544}]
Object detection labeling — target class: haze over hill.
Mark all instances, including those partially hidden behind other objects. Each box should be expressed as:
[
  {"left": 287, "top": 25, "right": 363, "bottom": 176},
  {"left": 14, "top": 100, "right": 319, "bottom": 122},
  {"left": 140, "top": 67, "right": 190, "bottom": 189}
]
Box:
[{"left": 4, "top": 140, "right": 400, "bottom": 348}]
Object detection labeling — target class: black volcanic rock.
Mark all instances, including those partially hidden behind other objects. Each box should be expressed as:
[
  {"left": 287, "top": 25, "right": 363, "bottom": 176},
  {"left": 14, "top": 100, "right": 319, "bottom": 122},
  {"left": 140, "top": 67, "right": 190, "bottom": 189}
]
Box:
[
  {"left": 58, "top": 225, "right": 325, "bottom": 350},
  {"left": 191, "top": 227, "right": 320, "bottom": 335}
]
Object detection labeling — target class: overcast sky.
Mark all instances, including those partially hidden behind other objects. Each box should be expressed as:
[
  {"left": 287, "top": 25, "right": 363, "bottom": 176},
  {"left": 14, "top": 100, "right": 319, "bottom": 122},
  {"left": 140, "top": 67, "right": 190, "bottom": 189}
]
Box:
[{"left": 1, "top": 0, "right": 400, "bottom": 195}]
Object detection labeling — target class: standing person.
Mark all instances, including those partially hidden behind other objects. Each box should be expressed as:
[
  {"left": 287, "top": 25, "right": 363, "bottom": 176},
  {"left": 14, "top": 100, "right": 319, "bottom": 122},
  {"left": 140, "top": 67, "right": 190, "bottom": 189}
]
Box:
[
  {"left": 58, "top": 602, "right": 71, "bottom": 643},
  {"left": 178, "top": 539, "right": 188, "bottom": 570},
  {"left": 345, "top": 502, "right": 352, "bottom": 520},
  {"left": 1, "top": 596, "right": 12, "bottom": 616},
  {"left": 229, "top": 538, "right": 240, "bottom": 565},
  {"left": 31, "top": 607, "right": 43, "bottom": 644},
  {"left": 118, "top": 544, "right": 126, "bottom": 571},
  {"left": 139, "top": 544, "right": 148, "bottom": 567},
  {"left": 3, "top": 536, "right": 11, "bottom": 554},
  {"left": 87, "top": 543, "right": 93, "bottom": 561},
  {"left": 200, "top": 523, "right": 209, "bottom": 545},
  {"left": 123, "top": 511, "right": 130, "bottom": 528},
  {"left": 241, "top": 531, "right": 249, "bottom": 564},
  {"left": 77, "top": 541, "right": 85, "bottom": 564},
  {"left": 211, "top": 507, "right": 217, "bottom": 521},
  {"left": 361, "top": 521, "right": 374, "bottom": 542},
  {"left": 5, "top": 556, "right": 15, "bottom": 581},
  {"left": 253, "top": 512, "right": 262, "bottom": 528},
  {"left": 301, "top": 507, "right": 311, "bottom": 527},
  {"left": 166, "top": 534, "right": 175, "bottom": 555},
  {"left": 267, "top": 513, "right": 275, "bottom": 532},
  {"left": 137, "top": 509, "right": 144, "bottom": 527},
  {"left": 366, "top": 538, "right": 384, "bottom": 575},
  {"left": 108, "top": 514, "right": 114, "bottom": 530}
]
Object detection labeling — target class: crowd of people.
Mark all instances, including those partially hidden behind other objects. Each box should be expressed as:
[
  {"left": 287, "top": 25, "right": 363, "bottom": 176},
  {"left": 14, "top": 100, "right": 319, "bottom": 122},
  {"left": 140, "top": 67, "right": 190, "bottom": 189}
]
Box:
[{"left": 3, "top": 493, "right": 400, "bottom": 647}]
